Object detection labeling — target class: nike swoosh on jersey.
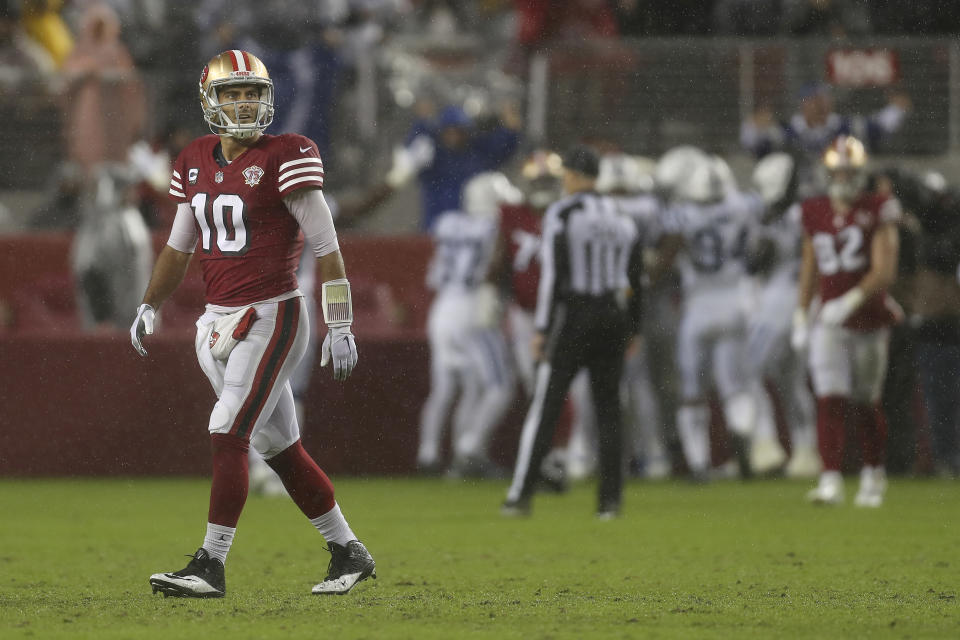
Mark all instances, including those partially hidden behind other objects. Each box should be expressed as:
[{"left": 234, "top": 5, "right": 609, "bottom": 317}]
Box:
[{"left": 300, "top": 146, "right": 311, "bottom": 153}]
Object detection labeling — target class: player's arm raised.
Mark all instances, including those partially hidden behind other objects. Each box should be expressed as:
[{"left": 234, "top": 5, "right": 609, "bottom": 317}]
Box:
[{"left": 131, "top": 203, "right": 196, "bottom": 356}]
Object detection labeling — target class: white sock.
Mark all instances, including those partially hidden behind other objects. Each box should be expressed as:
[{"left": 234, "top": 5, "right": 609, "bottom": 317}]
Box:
[
  {"left": 752, "top": 387, "right": 778, "bottom": 442},
  {"left": 202, "top": 523, "right": 236, "bottom": 564},
  {"left": 310, "top": 503, "right": 356, "bottom": 547},
  {"left": 677, "top": 405, "right": 711, "bottom": 472}
]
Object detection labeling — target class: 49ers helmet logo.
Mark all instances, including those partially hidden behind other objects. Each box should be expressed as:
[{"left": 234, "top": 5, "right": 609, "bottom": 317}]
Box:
[{"left": 243, "top": 165, "right": 264, "bottom": 187}]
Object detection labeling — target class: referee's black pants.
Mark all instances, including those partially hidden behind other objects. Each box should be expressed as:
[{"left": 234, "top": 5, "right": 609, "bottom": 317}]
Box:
[{"left": 507, "top": 299, "right": 632, "bottom": 510}]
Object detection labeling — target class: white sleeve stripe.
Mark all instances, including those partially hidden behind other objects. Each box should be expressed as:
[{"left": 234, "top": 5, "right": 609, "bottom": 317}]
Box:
[
  {"left": 169, "top": 188, "right": 186, "bottom": 198},
  {"left": 279, "top": 175, "right": 324, "bottom": 192},
  {"left": 172, "top": 170, "right": 181, "bottom": 179},
  {"left": 279, "top": 166, "right": 325, "bottom": 183},
  {"left": 278, "top": 157, "right": 323, "bottom": 172},
  {"left": 170, "top": 179, "right": 183, "bottom": 189}
]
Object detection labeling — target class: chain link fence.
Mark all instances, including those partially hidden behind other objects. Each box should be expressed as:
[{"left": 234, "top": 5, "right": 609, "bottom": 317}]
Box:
[
  {"left": 533, "top": 37, "right": 954, "bottom": 157},
  {"left": 3, "top": 37, "right": 958, "bottom": 195}
]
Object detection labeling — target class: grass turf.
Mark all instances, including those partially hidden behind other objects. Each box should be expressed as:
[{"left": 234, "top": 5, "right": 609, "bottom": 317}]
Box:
[{"left": 0, "top": 476, "right": 957, "bottom": 639}]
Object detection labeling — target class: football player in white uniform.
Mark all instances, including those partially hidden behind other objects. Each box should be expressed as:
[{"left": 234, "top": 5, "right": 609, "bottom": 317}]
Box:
[
  {"left": 596, "top": 153, "right": 673, "bottom": 479},
  {"left": 417, "top": 172, "right": 520, "bottom": 477},
  {"left": 747, "top": 153, "right": 819, "bottom": 477},
  {"left": 657, "top": 153, "right": 765, "bottom": 480}
]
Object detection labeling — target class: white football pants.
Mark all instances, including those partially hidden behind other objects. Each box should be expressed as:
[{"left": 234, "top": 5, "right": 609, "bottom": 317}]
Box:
[
  {"left": 746, "top": 274, "right": 816, "bottom": 451},
  {"left": 418, "top": 291, "right": 514, "bottom": 465},
  {"left": 809, "top": 323, "right": 890, "bottom": 404},
  {"left": 195, "top": 295, "right": 308, "bottom": 459}
]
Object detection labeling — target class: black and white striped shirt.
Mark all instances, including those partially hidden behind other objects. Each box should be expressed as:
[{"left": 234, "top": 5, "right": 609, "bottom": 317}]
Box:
[{"left": 534, "top": 191, "right": 645, "bottom": 332}]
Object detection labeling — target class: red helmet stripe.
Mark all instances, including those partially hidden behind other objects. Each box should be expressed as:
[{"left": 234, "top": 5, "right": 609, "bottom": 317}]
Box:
[{"left": 241, "top": 51, "right": 253, "bottom": 72}]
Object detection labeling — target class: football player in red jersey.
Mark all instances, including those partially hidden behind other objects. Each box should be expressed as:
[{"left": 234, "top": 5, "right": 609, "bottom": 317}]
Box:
[
  {"left": 791, "top": 135, "right": 902, "bottom": 507},
  {"left": 129, "top": 50, "right": 375, "bottom": 597}
]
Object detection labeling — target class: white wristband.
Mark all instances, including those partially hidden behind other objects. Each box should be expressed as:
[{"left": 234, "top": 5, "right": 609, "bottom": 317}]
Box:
[{"left": 322, "top": 278, "right": 353, "bottom": 327}]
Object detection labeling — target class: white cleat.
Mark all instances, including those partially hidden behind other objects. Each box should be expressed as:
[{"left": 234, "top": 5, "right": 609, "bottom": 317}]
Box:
[
  {"left": 806, "top": 471, "right": 844, "bottom": 505},
  {"left": 854, "top": 466, "right": 887, "bottom": 508},
  {"left": 785, "top": 445, "right": 822, "bottom": 479},
  {"left": 751, "top": 437, "right": 787, "bottom": 475}
]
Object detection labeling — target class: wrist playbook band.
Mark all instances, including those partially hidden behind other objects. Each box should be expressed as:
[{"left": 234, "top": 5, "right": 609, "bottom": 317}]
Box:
[{"left": 322, "top": 278, "right": 353, "bottom": 327}]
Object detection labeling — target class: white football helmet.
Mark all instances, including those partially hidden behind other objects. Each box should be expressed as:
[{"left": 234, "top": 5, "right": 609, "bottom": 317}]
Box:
[
  {"left": 463, "top": 172, "right": 523, "bottom": 220},
  {"left": 199, "top": 50, "right": 274, "bottom": 140},
  {"left": 655, "top": 146, "right": 711, "bottom": 201},
  {"left": 673, "top": 158, "right": 725, "bottom": 204},
  {"left": 596, "top": 153, "right": 654, "bottom": 194},
  {"left": 711, "top": 155, "right": 738, "bottom": 195},
  {"left": 752, "top": 152, "right": 796, "bottom": 208}
]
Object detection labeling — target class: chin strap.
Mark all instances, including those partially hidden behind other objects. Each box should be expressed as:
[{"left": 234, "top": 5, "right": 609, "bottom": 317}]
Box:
[{"left": 321, "top": 278, "right": 353, "bottom": 327}]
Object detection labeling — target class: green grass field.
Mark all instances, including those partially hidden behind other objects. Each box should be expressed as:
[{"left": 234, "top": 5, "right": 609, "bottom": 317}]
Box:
[{"left": 0, "top": 476, "right": 957, "bottom": 639}]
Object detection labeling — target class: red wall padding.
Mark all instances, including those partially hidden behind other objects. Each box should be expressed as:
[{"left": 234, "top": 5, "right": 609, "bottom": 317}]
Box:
[
  {"left": 0, "top": 334, "right": 440, "bottom": 476},
  {"left": 0, "top": 232, "right": 528, "bottom": 477}
]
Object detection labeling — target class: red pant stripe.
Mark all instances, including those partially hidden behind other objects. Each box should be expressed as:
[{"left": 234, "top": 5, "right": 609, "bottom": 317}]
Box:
[{"left": 231, "top": 299, "right": 299, "bottom": 439}]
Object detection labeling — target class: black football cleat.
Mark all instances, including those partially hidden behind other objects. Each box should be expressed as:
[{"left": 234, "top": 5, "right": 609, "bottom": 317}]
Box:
[
  {"left": 149, "top": 548, "right": 225, "bottom": 598},
  {"left": 312, "top": 540, "right": 377, "bottom": 595}
]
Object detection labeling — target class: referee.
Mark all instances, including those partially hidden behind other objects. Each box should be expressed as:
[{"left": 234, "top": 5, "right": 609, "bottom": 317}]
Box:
[{"left": 502, "top": 145, "right": 646, "bottom": 519}]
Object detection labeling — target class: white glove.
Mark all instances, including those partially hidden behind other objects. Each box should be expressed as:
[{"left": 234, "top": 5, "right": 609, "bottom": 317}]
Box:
[
  {"left": 385, "top": 145, "right": 415, "bottom": 188},
  {"left": 819, "top": 287, "right": 865, "bottom": 327},
  {"left": 385, "top": 135, "right": 435, "bottom": 188},
  {"left": 790, "top": 308, "right": 809, "bottom": 352},
  {"left": 320, "top": 325, "right": 358, "bottom": 381},
  {"left": 130, "top": 303, "right": 155, "bottom": 357}
]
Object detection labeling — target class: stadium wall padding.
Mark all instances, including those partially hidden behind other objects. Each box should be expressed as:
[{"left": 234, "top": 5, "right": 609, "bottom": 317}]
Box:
[{"left": 0, "top": 232, "right": 532, "bottom": 476}]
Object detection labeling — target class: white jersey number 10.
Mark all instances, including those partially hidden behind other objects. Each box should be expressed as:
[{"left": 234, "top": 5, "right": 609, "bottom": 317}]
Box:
[{"left": 191, "top": 192, "right": 249, "bottom": 255}]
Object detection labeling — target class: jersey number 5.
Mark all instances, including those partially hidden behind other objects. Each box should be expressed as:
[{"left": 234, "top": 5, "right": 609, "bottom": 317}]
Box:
[
  {"left": 191, "top": 193, "right": 249, "bottom": 255},
  {"left": 811, "top": 227, "right": 866, "bottom": 275}
]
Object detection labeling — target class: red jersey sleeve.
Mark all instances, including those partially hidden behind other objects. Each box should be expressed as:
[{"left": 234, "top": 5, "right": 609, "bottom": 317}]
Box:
[
  {"left": 168, "top": 152, "right": 189, "bottom": 204},
  {"left": 276, "top": 134, "right": 325, "bottom": 198}
]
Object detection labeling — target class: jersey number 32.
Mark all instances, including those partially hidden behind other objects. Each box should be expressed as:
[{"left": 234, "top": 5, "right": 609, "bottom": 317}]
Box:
[{"left": 811, "top": 227, "right": 866, "bottom": 275}]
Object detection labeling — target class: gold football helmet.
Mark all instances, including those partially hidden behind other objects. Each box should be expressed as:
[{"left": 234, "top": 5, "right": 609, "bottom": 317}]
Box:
[
  {"left": 823, "top": 135, "right": 867, "bottom": 202},
  {"left": 519, "top": 150, "right": 563, "bottom": 210},
  {"left": 199, "top": 50, "right": 274, "bottom": 139}
]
